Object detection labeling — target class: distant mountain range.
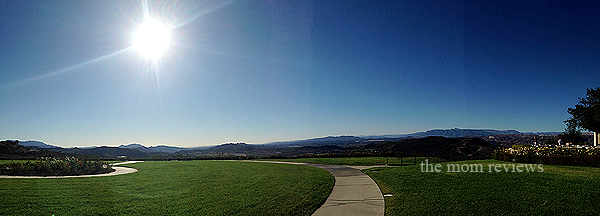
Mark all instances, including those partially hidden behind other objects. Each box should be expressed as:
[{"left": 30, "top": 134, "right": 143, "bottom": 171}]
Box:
[
  {"left": 119, "top": 143, "right": 188, "bottom": 153},
  {"left": 18, "top": 140, "right": 61, "bottom": 149},
  {"left": 406, "top": 128, "right": 522, "bottom": 137},
  {"left": 263, "top": 136, "right": 381, "bottom": 147},
  {"left": 6, "top": 141, "right": 189, "bottom": 158},
  {"left": 361, "top": 128, "right": 560, "bottom": 139},
  {"left": 1, "top": 140, "right": 70, "bottom": 159},
  {"left": 4, "top": 128, "right": 561, "bottom": 158}
]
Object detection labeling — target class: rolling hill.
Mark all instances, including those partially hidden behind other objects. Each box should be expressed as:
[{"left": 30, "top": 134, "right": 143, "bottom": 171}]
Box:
[{"left": 359, "top": 136, "right": 499, "bottom": 161}]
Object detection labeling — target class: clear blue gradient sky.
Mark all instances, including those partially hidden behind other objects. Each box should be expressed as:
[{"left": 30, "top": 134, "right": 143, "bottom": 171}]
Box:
[{"left": 1, "top": 0, "right": 599, "bottom": 147}]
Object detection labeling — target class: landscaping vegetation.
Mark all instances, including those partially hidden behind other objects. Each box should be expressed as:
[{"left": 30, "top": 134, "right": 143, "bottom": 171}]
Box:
[
  {"left": 0, "top": 161, "right": 333, "bottom": 216},
  {"left": 259, "top": 156, "right": 441, "bottom": 166},
  {"left": 494, "top": 145, "right": 600, "bottom": 167},
  {"left": 365, "top": 160, "right": 600, "bottom": 215},
  {"left": 501, "top": 145, "right": 600, "bottom": 156},
  {"left": 0, "top": 157, "right": 112, "bottom": 176}
]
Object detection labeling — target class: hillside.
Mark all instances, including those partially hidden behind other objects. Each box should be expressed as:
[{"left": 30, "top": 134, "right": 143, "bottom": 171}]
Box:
[
  {"left": 177, "top": 143, "right": 275, "bottom": 156},
  {"left": 11, "top": 141, "right": 185, "bottom": 157},
  {"left": 408, "top": 128, "right": 522, "bottom": 137},
  {"left": 149, "top": 145, "right": 188, "bottom": 153},
  {"left": 362, "top": 128, "right": 561, "bottom": 140},
  {"left": 264, "top": 136, "right": 371, "bottom": 147},
  {"left": 178, "top": 143, "right": 347, "bottom": 157},
  {"left": 45, "top": 146, "right": 165, "bottom": 158},
  {"left": 18, "top": 140, "right": 61, "bottom": 149},
  {"left": 0, "top": 140, "right": 69, "bottom": 159},
  {"left": 360, "top": 136, "right": 498, "bottom": 161},
  {"left": 180, "top": 137, "right": 498, "bottom": 160}
]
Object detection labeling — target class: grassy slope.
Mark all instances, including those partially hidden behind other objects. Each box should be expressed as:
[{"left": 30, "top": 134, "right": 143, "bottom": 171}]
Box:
[
  {"left": 259, "top": 157, "right": 440, "bottom": 166},
  {"left": 365, "top": 160, "right": 600, "bottom": 215},
  {"left": 0, "top": 161, "right": 333, "bottom": 216}
]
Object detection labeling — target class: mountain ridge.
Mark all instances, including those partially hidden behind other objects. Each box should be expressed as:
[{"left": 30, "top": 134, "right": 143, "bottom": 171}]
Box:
[
  {"left": 5, "top": 128, "right": 562, "bottom": 157},
  {"left": 16, "top": 140, "right": 61, "bottom": 149},
  {"left": 360, "top": 128, "right": 560, "bottom": 139}
]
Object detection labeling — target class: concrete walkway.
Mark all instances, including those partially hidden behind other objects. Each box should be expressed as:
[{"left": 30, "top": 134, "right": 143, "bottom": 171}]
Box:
[
  {"left": 252, "top": 161, "right": 385, "bottom": 216},
  {"left": 0, "top": 161, "right": 143, "bottom": 179},
  {"left": 308, "top": 164, "right": 384, "bottom": 216}
]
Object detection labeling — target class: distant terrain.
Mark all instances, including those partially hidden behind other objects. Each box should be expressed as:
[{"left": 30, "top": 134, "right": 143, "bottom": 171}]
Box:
[
  {"left": 359, "top": 136, "right": 497, "bottom": 161},
  {"left": 3, "top": 128, "right": 563, "bottom": 160},
  {"left": 18, "top": 140, "right": 61, "bottom": 149},
  {"left": 0, "top": 140, "right": 70, "bottom": 159}
]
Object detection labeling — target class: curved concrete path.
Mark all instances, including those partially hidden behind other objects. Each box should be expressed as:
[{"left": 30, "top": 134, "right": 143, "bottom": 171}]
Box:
[
  {"left": 309, "top": 164, "right": 384, "bottom": 216},
  {"left": 252, "top": 161, "right": 385, "bottom": 216},
  {"left": 0, "top": 161, "right": 143, "bottom": 179}
]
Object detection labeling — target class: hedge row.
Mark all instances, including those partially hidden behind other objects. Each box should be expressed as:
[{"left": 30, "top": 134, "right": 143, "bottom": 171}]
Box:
[
  {"left": 0, "top": 157, "right": 113, "bottom": 176},
  {"left": 494, "top": 153, "right": 600, "bottom": 167}
]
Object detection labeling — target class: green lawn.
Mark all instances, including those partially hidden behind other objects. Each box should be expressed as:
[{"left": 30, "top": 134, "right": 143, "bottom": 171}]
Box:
[
  {"left": 365, "top": 160, "right": 600, "bottom": 215},
  {"left": 0, "top": 161, "right": 334, "bottom": 216},
  {"left": 259, "top": 156, "right": 439, "bottom": 166},
  {"left": 0, "top": 160, "right": 28, "bottom": 164}
]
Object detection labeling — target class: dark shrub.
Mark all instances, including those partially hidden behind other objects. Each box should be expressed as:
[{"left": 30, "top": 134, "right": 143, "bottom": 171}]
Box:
[{"left": 0, "top": 157, "right": 113, "bottom": 176}]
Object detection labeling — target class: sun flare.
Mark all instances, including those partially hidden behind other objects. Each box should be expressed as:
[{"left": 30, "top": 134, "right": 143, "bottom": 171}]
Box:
[{"left": 133, "top": 19, "right": 171, "bottom": 59}]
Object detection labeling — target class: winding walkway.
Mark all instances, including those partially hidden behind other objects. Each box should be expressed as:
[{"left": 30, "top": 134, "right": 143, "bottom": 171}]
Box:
[
  {"left": 0, "top": 161, "right": 143, "bottom": 179},
  {"left": 253, "top": 161, "right": 387, "bottom": 216}
]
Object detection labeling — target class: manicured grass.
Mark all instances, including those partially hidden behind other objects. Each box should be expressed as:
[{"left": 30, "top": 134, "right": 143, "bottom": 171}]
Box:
[
  {"left": 0, "top": 161, "right": 334, "bottom": 216},
  {"left": 365, "top": 159, "right": 600, "bottom": 215},
  {"left": 0, "top": 160, "right": 28, "bottom": 164},
  {"left": 259, "top": 157, "right": 439, "bottom": 166}
]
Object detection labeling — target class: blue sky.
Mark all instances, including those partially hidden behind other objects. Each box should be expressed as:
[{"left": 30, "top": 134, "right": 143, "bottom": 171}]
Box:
[{"left": 1, "top": 0, "right": 599, "bottom": 147}]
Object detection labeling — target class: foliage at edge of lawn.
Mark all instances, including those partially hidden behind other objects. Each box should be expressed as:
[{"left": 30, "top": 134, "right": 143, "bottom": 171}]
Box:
[
  {"left": 494, "top": 146, "right": 600, "bottom": 167},
  {"left": 0, "top": 157, "right": 113, "bottom": 176}
]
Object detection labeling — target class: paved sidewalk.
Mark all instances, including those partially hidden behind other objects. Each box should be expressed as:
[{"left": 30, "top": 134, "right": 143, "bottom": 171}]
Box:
[
  {"left": 252, "top": 161, "right": 385, "bottom": 216},
  {"left": 308, "top": 164, "right": 384, "bottom": 216}
]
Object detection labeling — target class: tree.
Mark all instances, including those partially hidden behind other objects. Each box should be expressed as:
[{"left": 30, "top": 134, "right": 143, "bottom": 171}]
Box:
[
  {"left": 565, "top": 87, "right": 600, "bottom": 132},
  {"left": 557, "top": 128, "right": 586, "bottom": 145},
  {"left": 565, "top": 87, "right": 600, "bottom": 145},
  {"left": 544, "top": 137, "right": 558, "bottom": 146}
]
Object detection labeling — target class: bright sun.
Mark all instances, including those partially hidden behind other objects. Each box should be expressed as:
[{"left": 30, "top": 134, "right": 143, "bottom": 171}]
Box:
[{"left": 133, "top": 19, "right": 171, "bottom": 59}]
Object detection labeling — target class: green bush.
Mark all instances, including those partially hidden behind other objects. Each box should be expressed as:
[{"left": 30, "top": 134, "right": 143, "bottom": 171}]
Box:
[
  {"left": 492, "top": 152, "right": 513, "bottom": 161},
  {"left": 494, "top": 147, "right": 600, "bottom": 167},
  {"left": 0, "top": 157, "right": 113, "bottom": 176},
  {"left": 538, "top": 155, "right": 600, "bottom": 167}
]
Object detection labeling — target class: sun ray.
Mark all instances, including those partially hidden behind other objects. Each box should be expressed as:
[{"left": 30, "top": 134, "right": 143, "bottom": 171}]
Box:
[
  {"left": 172, "top": 0, "right": 235, "bottom": 29},
  {"left": 141, "top": 0, "right": 150, "bottom": 18},
  {"left": 1, "top": 47, "right": 132, "bottom": 89}
]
